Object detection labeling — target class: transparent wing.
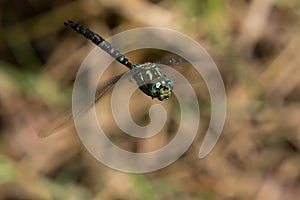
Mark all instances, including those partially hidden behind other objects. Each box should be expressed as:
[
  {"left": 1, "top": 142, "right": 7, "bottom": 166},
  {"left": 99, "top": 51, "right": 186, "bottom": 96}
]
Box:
[
  {"left": 156, "top": 57, "right": 186, "bottom": 65},
  {"left": 74, "top": 66, "right": 144, "bottom": 118},
  {"left": 155, "top": 58, "right": 205, "bottom": 87},
  {"left": 38, "top": 71, "right": 128, "bottom": 138},
  {"left": 72, "top": 72, "right": 127, "bottom": 120}
]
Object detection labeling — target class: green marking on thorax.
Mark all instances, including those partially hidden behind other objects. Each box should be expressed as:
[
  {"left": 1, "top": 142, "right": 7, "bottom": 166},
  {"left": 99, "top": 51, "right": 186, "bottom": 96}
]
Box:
[
  {"left": 154, "top": 68, "right": 162, "bottom": 76},
  {"left": 145, "top": 70, "right": 153, "bottom": 80}
]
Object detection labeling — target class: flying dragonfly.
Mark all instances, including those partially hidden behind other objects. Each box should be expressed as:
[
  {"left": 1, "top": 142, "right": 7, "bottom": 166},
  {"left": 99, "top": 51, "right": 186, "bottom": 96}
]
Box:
[
  {"left": 65, "top": 20, "right": 175, "bottom": 101},
  {"left": 39, "top": 20, "right": 187, "bottom": 138}
]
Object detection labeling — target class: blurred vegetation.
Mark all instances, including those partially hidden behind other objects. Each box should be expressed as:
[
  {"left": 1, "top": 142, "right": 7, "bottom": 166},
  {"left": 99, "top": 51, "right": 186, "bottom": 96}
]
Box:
[{"left": 1, "top": 0, "right": 300, "bottom": 199}]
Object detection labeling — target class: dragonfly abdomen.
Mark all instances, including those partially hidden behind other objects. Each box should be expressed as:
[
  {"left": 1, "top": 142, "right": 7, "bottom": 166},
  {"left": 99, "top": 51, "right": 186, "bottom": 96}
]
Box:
[{"left": 64, "top": 20, "right": 132, "bottom": 69}]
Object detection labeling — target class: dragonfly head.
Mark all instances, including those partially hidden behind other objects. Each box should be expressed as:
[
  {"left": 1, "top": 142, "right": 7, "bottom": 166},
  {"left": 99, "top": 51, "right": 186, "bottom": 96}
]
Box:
[{"left": 150, "top": 77, "right": 174, "bottom": 101}]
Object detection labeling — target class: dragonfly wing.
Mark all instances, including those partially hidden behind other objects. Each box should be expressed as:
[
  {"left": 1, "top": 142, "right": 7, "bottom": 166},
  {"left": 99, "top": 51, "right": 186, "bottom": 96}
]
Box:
[
  {"left": 156, "top": 57, "right": 186, "bottom": 65},
  {"left": 37, "top": 112, "right": 73, "bottom": 138},
  {"left": 95, "top": 72, "right": 126, "bottom": 103},
  {"left": 155, "top": 61, "right": 206, "bottom": 87},
  {"left": 73, "top": 72, "right": 127, "bottom": 119},
  {"left": 38, "top": 71, "right": 129, "bottom": 138}
]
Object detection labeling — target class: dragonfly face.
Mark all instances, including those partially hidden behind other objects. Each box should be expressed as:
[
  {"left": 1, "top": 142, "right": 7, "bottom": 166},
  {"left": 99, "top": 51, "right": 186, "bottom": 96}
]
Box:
[
  {"left": 149, "top": 77, "right": 173, "bottom": 100},
  {"left": 133, "top": 63, "right": 174, "bottom": 100}
]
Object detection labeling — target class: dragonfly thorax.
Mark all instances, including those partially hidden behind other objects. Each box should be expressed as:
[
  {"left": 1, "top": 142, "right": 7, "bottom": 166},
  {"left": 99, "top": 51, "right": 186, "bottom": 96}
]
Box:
[{"left": 133, "top": 63, "right": 174, "bottom": 101}]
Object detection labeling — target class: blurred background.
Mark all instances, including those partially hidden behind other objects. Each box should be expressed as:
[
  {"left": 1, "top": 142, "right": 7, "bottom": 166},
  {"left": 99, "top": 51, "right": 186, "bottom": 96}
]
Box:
[{"left": 1, "top": 0, "right": 300, "bottom": 199}]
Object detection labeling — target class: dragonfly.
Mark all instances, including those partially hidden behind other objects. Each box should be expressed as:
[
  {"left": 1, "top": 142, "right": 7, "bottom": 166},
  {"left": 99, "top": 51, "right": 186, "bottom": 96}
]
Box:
[
  {"left": 39, "top": 20, "right": 185, "bottom": 137},
  {"left": 64, "top": 20, "right": 175, "bottom": 101}
]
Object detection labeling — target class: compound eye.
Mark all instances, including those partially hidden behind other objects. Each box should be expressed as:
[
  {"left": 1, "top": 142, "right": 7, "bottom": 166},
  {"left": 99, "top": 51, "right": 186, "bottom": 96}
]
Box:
[
  {"left": 167, "top": 80, "right": 173, "bottom": 89},
  {"left": 161, "top": 85, "right": 170, "bottom": 93},
  {"left": 151, "top": 82, "right": 160, "bottom": 94}
]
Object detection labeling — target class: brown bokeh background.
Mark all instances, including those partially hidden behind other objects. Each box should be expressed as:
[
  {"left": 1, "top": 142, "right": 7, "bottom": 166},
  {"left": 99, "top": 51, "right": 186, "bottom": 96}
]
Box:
[{"left": 1, "top": 0, "right": 300, "bottom": 199}]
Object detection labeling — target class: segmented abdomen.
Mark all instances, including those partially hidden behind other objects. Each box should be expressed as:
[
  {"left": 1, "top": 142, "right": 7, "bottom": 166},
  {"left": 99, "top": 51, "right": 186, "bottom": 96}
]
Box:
[{"left": 64, "top": 20, "right": 133, "bottom": 69}]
